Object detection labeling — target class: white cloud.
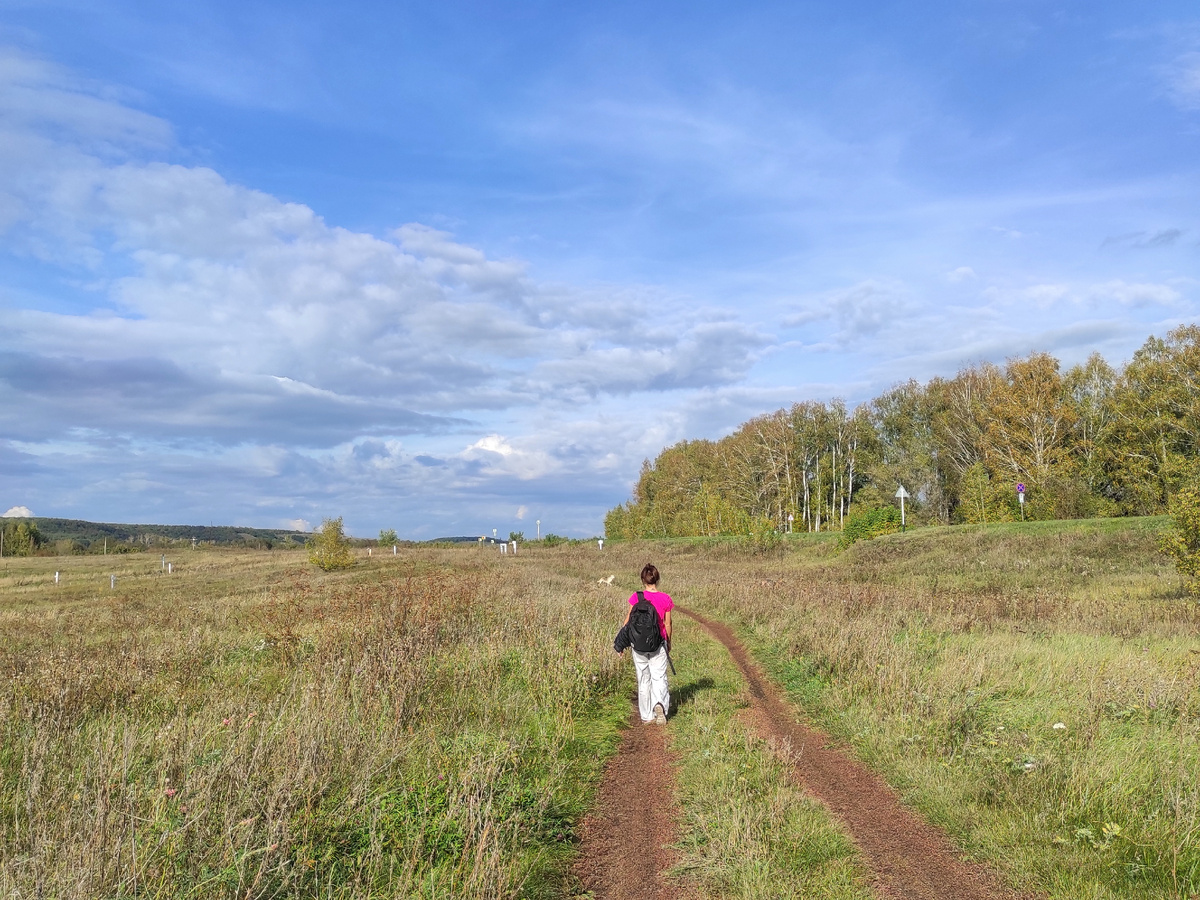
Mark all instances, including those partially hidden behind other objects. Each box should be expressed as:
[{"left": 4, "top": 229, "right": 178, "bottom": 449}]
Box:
[
  {"left": 1167, "top": 51, "right": 1200, "bottom": 110},
  {"left": 515, "top": 505, "right": 528, "bottom": 520},
  {"left": 284, "top": 518, "right": 311, "bottom": 532},
  {"left": 946, "top": 266, "right": 977, "bottom": 282},
  {"left": 1, "top": 133, "right": 761, "bottom": 445},
  {"left": 981, "top": 279, "right": 1183, "bottom": 312},
  {"left": 2, "top": 505, "right": 33, "bottom": 517},
  {"left": 1089, "top": 280, "right": 1181, "bottom": 308},
  {"left": 462, "top": 434, "right": 557, "bottom": 480}
]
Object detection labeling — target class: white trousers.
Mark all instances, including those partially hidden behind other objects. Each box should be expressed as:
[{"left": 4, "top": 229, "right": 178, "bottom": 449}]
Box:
[{"left": 631, "top": 646, "right": 670, "bottom": 722}]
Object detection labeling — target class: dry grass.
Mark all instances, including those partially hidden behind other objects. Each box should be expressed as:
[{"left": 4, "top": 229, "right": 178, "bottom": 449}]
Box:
[
  {"left": 5, "top": 519, "right": 1197, "bottom": 899},
  {"left": 639, "top": 518, "right": 1200, "bottom": 899},
  {"left": 0, "top": 548, "right": 629, "bottom": 899}
]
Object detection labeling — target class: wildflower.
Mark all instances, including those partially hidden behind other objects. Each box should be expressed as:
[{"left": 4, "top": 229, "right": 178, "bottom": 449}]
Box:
[
  {"left": 165, "top": 788, "right": 178, "bottom": 798},
  {"left": 1053, "top": 722, "right": 1066, "bottom": 730},
  {"left": 221, "top": 718, "right": 231, "bottom": 726}
]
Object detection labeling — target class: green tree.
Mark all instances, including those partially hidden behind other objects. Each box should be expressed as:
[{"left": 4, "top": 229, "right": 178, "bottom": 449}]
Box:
[
  {"left": 1104, "top": 326, "right": 1200, "bottom": 514},
  {"left": 865, "top": 380, "right": 950, "bottom": 525},
  {"left": 958, "top": 462, "right": 1016, "bottom": 524},
  {"left": 1, "top": 520, "right": 44, "bottom": 557},
  {"left": 1159, "top": 480, "right": 1200, "bottom": 596},
  {"left": 838, "top": 505, "right": 901, "bottom": 549},
  {"left": 308, "top": 517, "right": 355, "bottom": 571},
  {"left": 508, "top": 531, "right": 525, "bottom": 542},
  {"left": 378, "top": 528, "right": 399, "bottom": 546}
]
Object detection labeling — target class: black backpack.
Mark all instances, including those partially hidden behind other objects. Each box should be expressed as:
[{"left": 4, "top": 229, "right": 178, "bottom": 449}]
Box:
[{"left": 628, "top": 592, "right": 663, "bottom": 654}]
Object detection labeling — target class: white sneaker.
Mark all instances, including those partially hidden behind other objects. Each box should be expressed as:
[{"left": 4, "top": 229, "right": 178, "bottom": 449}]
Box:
[{"left": 653, "top": 703, "right": 667, "bottom": 725}]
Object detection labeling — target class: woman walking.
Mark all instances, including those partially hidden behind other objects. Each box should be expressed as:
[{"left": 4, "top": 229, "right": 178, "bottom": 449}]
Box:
[{"left": 614, "top": 563, "right": 673, "bottom": 724}]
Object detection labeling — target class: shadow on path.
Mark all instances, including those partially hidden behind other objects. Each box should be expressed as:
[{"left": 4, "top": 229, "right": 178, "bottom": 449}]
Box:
[{"left": 670, "top": 676, "right": 715, "bottom": 714}]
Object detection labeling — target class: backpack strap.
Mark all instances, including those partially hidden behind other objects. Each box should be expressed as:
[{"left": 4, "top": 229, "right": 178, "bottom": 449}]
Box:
[{"left": 636, "top": 591, "right": 645, "bottom": 602}]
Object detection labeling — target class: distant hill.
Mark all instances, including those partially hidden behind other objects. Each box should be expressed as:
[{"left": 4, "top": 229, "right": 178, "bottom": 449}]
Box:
[{"left": 25, "top": 517, "right": 308, "bottom": 550}]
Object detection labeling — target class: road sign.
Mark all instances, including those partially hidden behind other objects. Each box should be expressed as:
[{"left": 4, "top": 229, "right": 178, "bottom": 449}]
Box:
[
  {"left": 895, "top": 485, "right": 908, "bottom": 531},
  {"left": 1017, "top": 483, "right": 1025, "bottom": 493}
]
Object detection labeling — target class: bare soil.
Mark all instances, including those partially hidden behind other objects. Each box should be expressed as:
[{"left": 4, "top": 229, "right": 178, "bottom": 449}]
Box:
[
  {"left": 573, "top": 700, "right": 687, "bottom": 900},
  {"left": 682, "top": 606, "right": 1034, "bottom": 900}
]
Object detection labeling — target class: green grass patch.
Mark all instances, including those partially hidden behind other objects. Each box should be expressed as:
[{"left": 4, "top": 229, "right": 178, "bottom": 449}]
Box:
[
  {"left": 665, "top": 622, "right": 875, "bottom": 899},
  {"left": 664, "top": 516, "right": 1200, "bottom": 900}
]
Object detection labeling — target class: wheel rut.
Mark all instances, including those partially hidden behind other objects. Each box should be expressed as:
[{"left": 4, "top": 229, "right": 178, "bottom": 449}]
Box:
[
  {"left": 573, "top": 701, "right": 689, "bottom": 900},
  {"left": 680, "top": 606, "right": 1033, "bottom": 900}
]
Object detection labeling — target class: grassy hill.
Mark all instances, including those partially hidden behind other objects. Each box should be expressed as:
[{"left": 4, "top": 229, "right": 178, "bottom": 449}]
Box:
[{"left": 23, "top": 517, "right": 309, "bottom": 551}]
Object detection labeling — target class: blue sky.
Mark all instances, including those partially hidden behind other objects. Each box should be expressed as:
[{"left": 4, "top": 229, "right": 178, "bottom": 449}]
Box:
[{"left": 1, "top": 1, "right": 1198, "bottom": 538}]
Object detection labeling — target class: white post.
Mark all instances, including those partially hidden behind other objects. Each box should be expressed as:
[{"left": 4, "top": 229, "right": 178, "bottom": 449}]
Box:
[
  {"left": 368, "top": 548, "right": 372, "bottom": 557},
  {"left": 161, "top": 554, "right": 166, "bottom": 571},
  {"left": 393, "top": 544, "right": 397, "bottom": 555},
  {"left": 598, "top": 539, "right": 604, "bottom": 550},
  {"left": 110, "top": 575, "right": 116, "bottom": 589},
  {"left": 895, "top": 485, "right": 909, "bottom": 533},
  {"left": 168, "top": 563, "right": 172, "bottom": 574},
  {"left": 536, "top": 520, "right": 541, "bottom": 540},
  {"left": 55, "top": 571, "right": 59, "bottom": 584},
  {"left": 511, "top": 540, "right": 517, "bottom": 555}
]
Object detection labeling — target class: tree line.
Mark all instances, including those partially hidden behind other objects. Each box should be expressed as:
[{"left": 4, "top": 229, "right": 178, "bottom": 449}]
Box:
[{"left": 605, "top": 325, "right": 1200, "bottom": 538}]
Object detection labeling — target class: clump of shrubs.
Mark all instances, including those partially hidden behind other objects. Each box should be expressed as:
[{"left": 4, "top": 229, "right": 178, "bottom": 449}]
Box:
[
  {"left": 838, "top": 505, "right": 901, "bottom": 550},
  {"left": 1160, "top": 481, "right": 1200, "bottom": 596},
  {"left": 308, "top": 517, "right": 355, "bottom": 571}
]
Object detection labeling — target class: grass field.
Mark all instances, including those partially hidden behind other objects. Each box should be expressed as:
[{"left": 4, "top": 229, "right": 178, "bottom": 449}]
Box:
[
  {"left": 673, "top": 518, "right": 1200, "bottom": 900},
  {"left": 0, "top": 549, "right": 632, "bottom": 898},
  {"left": 1, "top": 517, "right": 1197, "bottom": 898}
]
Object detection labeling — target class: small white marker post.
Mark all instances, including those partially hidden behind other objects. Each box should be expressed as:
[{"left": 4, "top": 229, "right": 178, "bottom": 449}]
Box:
[
  {"left": 536, "top": 519, "right": 541, "bottom": 540},
  {"left": 161, "top": 554, "right": 166, "bottom": 571},
  {"left": 110, "top": 575, "right": 116, "bottom": 589},
  {"left": 55, "top": 571, "right": 59, "bottom": 585},
  {"left": 511, "top": 540, "right": 517, "bottom": 555},
  {"left": 598, "top": 539, "right": 604, "bottom": 550},
  {"left": 393, "top": 544, "right": 397, "bottom": 555},
  {"left": 368, "top": 548, "right": 372, "bottom": 557},
  {"left": 168, "top": 563, "right": 172, "bottom": 574},
  {"left": 895, "top": 485, "right": 909, "bottom": 532},
  {"left": 787, "top": 513, "right": 794, "bottom": 534},
  {"left": 500, "top": 542, "right": 507, "bottom": 555},
  {"left": 1017, "top": 483, "right": 1026, "bottom": 521}
]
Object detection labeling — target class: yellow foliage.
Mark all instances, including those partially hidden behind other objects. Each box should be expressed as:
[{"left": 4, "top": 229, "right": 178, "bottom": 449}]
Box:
[{"left": 307, "top": 516, "right": 355, "bottom": 571}]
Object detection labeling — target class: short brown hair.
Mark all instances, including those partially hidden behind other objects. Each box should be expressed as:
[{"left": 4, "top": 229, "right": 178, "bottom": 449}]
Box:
[{"left": 640, "top": 563, "right": 660, "bottom": 586}]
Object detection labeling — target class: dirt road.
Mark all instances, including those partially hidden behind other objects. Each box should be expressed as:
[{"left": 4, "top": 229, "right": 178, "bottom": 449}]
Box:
[
  {"left": 573, "top": 703, "right": 687, "bottom": 900},
  {"left": 575, "top": 608, "right": 1031, "bottom": 900}
]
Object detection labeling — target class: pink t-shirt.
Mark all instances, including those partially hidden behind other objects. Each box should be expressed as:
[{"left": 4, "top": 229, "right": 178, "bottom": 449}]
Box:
[{"left": 629, "top": 590, "right": 673, "bottom": 639}]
